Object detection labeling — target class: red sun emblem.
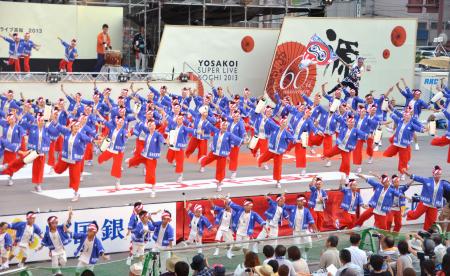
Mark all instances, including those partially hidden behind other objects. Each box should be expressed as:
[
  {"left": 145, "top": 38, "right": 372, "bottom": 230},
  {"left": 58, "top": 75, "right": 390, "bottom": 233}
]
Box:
[
  {"left": 391, "top": 26, "right": 406, "bottom": 47},
  {"left": 241, "top": 36, "right": 255, "bottom": 53},
  {"left": 383, "top": 49, "right": 390, "bottom": 59},
  {"left": 266, "top": 41, "right": 317, "bottom": 105}
]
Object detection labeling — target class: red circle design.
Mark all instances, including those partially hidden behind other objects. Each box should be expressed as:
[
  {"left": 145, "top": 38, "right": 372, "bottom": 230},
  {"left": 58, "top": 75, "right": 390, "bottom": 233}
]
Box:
[
  {"left": 383, "top": 49, "right": 390, "bottom": 59},
  {"left": 241, "top": 36, "right": 255, "bottom": 53},
  {"left": 391, "top": 26, "right": 407, "bottom": 47}
]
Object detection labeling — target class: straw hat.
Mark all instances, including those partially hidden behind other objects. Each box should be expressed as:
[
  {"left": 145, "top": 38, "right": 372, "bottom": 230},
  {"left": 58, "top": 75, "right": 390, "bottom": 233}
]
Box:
[
  {"left": 166, "top": 255, "right": 182, "bottom": 272},
  {"left": 255, "top": 265, "right": 274, "bottom": 276}
]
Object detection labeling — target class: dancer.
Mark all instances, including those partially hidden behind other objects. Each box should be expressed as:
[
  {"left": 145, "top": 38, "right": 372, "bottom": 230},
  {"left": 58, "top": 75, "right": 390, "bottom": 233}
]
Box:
[
  {"left": 0, "top": 33, "right": 22, "bottom": 72},
  {"left": 9, "top": 211, "right": 43, "bottom": 268},
  {"left": 352, "top": 105, "right": 379, "bottom": 173},
  {"left": 0, "top": 222, "right": 12, "bottom": 270},
  {"left": 20, "top": 32, "right": 40, "bottom": 73},
  {"left": 327, "top": 56, "right": 365, "bottom": 94},
  {"left": 249, "top": 106, "right": 275, "bottom": 171},
  {"left": 256, "top": 194, "right": 289, "bottom": 246},
  {"left": 150, "top": 210, "right": 175, "bottom": 251},
  {"left": 257, "top": 117, "right": 294, "bottom": 188},
  {"left": 337, "top": 176, "right": 363, "bottom": 229},
  {"left": 385, "top": 175, "right": 412, "bottom": 232},
  {"left": 430, "top": 109, "right": 450, "bottom": 163},
  {"left": 131, "top": 210, "right": 155, "bottom": 262},
  {"left": 185, "top": 107, "right": 214, "bottom": 162},
  {"left": 353, "top": 174, "right": 401, "bottom": 230},
  {"left": 405, "top": 166, "right": 450, "bottom": 230},
  {"left": 57, "top": 37, "right": 78, "bottom": 73},
  {"left": 1, "top": 112, "right": 26, "bottom": 186},
  {"left": 308, "top": 177, "right": 328, "bottom": 231},
  {"left": 73, "top": 222, "right": 110, "bottom": 276},
  {"left": 228, "top": 110, "right": 246, "bottom": 179},
  {"left": 185, "top": 204, "right": 213, "bottom": 253},
  {"left": 209, "top": 198, "right": 234, "bottom": 258},
  {"left": 125, "top": 202, "right": 143, "bottom": 265},
  {"left": 39, "top": 208, "right": 73, "bottom": 275},
  {"left": 199, "top": 120, "right": 243, "bottom": 191}
]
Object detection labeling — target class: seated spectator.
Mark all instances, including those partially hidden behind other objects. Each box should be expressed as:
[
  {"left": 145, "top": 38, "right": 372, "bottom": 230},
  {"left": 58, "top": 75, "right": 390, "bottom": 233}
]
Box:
[
  {"left": 421, "top": 260, "right": 435, "bottom": 276},
  {"left": 336, "top": 249, "right": 363, "bottom": 276},
  {"left": 161, "top": 255, "right": 182, "bottom": 276},
  {"left": 402, "top": 268, "right": 416, "bottom": 276},
  {"left": 369, "top": 254, "right": 393, "bottom": 276},
  {"left": 432, "top": 234, "right": 446, "bottom": 266},
  {"left": 396, "top": 240, "right": 414, "bottom": 276},
  {"left": 274, "top": 245, "right": 296, "bottom": 276},
  {"left": 129, "top": 263, "right": 143, "bottom": 276},
  {"left": 346, "top": 233, "right": 367, "bottom": 270},
  {"left": 191, "top": 254, "right": 214, "bottom": 276},
  {"left": 263, "top": 245, "right": 275, "bottom": 264},
  {"left": 175, "top": 261, "right": 190, "bottom": 276},
  {"left": 234, "top": 251, "right": 260, "bottom": 276},
  {"left": 379, "top": 235, "right": 399, "bottom": 263},
  {"left": 213, "top": 264, "right": 226, "bottom": 276},
  {"left": 436, "top": 254, "right": 450, "bottom": 276},
  {"left": 278, "top": 265, "right": 290, "bottom": 276},
  {"left": 267, "top": 259, "right": 279, "bottom": 275},
  {"left": 319, "top": 235, "right": 341, "bottom": 269},
  {"left": 287, "top": 246, "right": 309, "bottom": 274},
  {"left": 255, "top": 264, "right": 274, "bottom": 276}
]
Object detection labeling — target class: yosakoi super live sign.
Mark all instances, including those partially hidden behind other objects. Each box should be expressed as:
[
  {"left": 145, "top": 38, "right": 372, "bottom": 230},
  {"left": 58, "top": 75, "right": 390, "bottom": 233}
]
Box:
[{"left": 265, "top": 17, "right": 417, "bottom": 104}]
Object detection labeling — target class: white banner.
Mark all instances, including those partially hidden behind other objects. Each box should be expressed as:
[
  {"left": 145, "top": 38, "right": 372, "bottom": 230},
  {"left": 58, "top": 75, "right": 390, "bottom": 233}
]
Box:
[
  {"left": 153, "top": 25, "right": 279, "bottom": 96},
  {"left": 0, "top": 2, "right": 123, "bottom": 59},
  {"left": 265, "top": 17, "right": 417, "bottom": 104},
  {"left": 0, "top": 203, "right": 176, "bottom": 263}
]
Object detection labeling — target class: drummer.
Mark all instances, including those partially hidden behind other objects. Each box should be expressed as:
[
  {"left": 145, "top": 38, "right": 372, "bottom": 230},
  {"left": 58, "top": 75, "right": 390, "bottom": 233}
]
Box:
[{"left": 94, "top": 24, "right": 112, "bottom": 72}]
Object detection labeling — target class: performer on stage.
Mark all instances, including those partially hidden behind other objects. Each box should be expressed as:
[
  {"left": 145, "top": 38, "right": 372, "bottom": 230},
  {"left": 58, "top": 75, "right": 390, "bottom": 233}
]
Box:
[
  {"left": 185, "top": 204, "right": 213, "bottom": 253},
  {"left": 257, "top": 117, "right": 294, "bottom": 188},
  {"left": 353, "top": 174, "right": 401, "bottom": 230},
  {"left": 0, "top": 33, "right": 23, "bottom": 72},
  {"left": 131, "top": 210, "right": 155, "bottom": 262},
  {"left": 228, "top": 110, "right": 246, "bottom": 179},
  {"left": 430, "top": 109, "right": 450, "bottom": 163},
  {"left": 94, "top": 24, "right": 111, "bottom": 72},
  {"left": 57, "top": 37, "right": 78, "bottom": 73},
  {"left": 0, "top": 90, "right": 21, "bottom": 115},
  {"left": 404, "top": 166, "right": 450, "bottom": 230},
  {"left": 9, "top": 211, "right": 43, "bottom": 268},
  {"left": 328, "top": 57, "right": 365, "bottom": 94},
  {"left": 150, "top": 210, "right": 174, "bottom": 251},
  {"left": 48, "top": 102, "right": 69, "bottom": 170},
  {"left": 1, "top": 112, "right": 26, "bottom": 186},
  {"left": 337, "top": 177, "right": 363, "bottom": 229},
  {"left": 127, "top": 120, "right": 165, "bottom": 197},
  {"left": 73, "top": 222, "right": 110, "bottom": 276},
  {"left": 227, "top": 198, "right": 267, "bottom": 254},
  {"left": 97, "top": 116, "right": 130, "bottom": 190},
  {"left": 352, "top": 105, "right": 379, "bottom": 173},
  {"left": 199, "top": 120, "right": 243, "bottom": 191},
  {"left": 0, "top": 222, "right": 12, "bottom": 270},
  {"left": 209, "top": 197, "right": 234, "bottom": 258},
  {"left": 256, "top": 194, "right": 289, "bottom": 246},
  {"left": 20, "top": 32, "right": 40, "bottom": 73},
  {"left": 308, "top": 177, "right": 328, "bottom": 231},
  {"left": 385, "top": 175, "right": 412, "bottom": 232},
  {"left": 39, "top": 208, "right": 73, "bottom": 275},
  {"left": 125, "top": 202, "right": 143, "bottom": 265},
  {"left": 249, "top": 106, "right": 275, "bottom": 170},
  {"left": 185, "top": 107, "right": 214, "bottom": 162}
]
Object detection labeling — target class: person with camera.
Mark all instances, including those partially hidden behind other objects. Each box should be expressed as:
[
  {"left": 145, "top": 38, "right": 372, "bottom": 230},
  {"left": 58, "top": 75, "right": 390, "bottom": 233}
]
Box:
[{"left": 368, "top": 254, "right": 394, "bottom": 276}]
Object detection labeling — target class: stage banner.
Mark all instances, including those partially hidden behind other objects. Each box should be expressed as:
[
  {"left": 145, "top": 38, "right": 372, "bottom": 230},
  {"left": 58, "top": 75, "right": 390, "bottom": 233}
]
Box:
[
  {"left": 265, "top": 17, "right": 417, "bottom": 104},
  {"left": 0, "top": 2, "right": 123, "bottom": 59},
  {"left": 153, "top": 25, "right": 279, "bottom": 96},
  {"left": 0, "top": 202, "right": 176, "bottom": 263}
]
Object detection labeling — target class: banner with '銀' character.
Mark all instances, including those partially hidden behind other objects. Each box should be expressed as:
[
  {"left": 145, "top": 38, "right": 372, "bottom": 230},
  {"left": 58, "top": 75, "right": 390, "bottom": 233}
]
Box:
[{"left": 265, "top": 17, "right": 417, "bottom": 105}]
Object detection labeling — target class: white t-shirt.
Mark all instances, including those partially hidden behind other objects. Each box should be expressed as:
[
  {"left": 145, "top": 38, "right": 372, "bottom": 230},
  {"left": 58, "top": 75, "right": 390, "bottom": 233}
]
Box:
[
  {"left": 237, "top": 212, "right": 251, "bottom": 236},
  {"left": 294, "top": 208, "right": 304, "bottom": 231},
  {"left": 219, "top": 211, "right": 232, "bottom": 231},
  {"left": 79, "top": 238, "right": 94, "bottom": 264},
  {"left": 315, "top": 193, "right": 324, "bottom": 211},
  {"left": 346, "top": 246, "right": 367, "bottom": 269},
  {"left": 374, "top": 188, "right": 388, "bottom": 215},
  {"left": 190, "top": 216, "right": 200, "bottom": 235},
  {"left": 19, "top": 225, "right": 34, "bottom": 247},
  {"left": 156, "top": 225, "right": 167, "bottom": 246},
  {"left": 49, "top": 230, "right": 65, "bottom": 255},
  {"left": 269, "top": 206, "right": 283, "bottom": 227}
]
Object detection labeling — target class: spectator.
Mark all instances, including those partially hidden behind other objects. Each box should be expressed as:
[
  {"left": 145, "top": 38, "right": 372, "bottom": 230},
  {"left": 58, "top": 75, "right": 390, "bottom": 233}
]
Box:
[
  {"left": 255, "top": 264, "right": 274, "bottom": 276},
  {"left": 402, "top": 268, "right": 416, "bottom": 276},
  {"left": 191, "top": 254, "right": 213, "bottom": 276},
  {"left": 213, "top": 264, "right": 226, "bottom": 276},
  {"left": 278, "top": 265, "right": 290, "bottom": 276},
  {"left": 396, "top": 240, "right": 414, "bottom": 276},
  {"left": 274, "top": 245, "right": 296, "bottom": 276},
  {"left": 287, "top": 246, "right": 309, "bottom": 274},
  {"left": 319, "top": 235, "right": 341, "bottom": 269},
  {"left": 432, "top": 234, "right": 446, "bottom": 265},
  {"left": 161, "top": 255, "right": 182, "bottom": 276},
  {"left": 369, "top": 254, "right": 393, "bottom": 276},
  {"left": 267, "top": 259, "right": 279, "bottom": 274},
  {"left": 421, "top": 260, "right": 435, "bottom": 276},
  {"left": 346, "top": 233, "right": 367, "bottom": 270},
  {"left": 436, "top": 254, "right": 450, "bottom": 276},
  {"left": 263, "top": 245, "right": 275, "bottom": 264},
  {"left": 129, "top": 263, "right": 143, "bottom": 276},
  {"left": 336, "top": 249, "right": 363, "bottom": 276},
  {"left": 234, "top": 251, "right": 260, "bottom": 276},
  {"left": 175, "top": 261, "right": 190, "bottom": 276},
  {"left": 379, "top": 235, "right": 399, "bottom": 263},
  {"left": 81, "top": 270, "right": 95, "bottom": 276}
]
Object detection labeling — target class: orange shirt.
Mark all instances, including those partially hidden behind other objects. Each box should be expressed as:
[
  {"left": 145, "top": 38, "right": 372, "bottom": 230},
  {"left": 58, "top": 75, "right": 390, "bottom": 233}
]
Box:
[{"left": 96, "top": 32, "right": 111, "bottom": 54}]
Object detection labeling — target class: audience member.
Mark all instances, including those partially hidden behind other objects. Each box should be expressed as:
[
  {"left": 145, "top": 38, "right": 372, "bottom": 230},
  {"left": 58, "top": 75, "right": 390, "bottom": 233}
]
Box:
[
  {"left": 436, "top": 254, "right": 450, "bottom": 276},
  {"left": 335, "top": 249, "right": 363, "bottom": 276},
  {"left": 396, "top": 240, "right": 414, "bottom": 276},
  {"left": 379, "top": 235, "right": 399, "bottom": 263},
  {"left": 267, "top": 259, "right": 279, "bottom": 274},
  {"left": 213, "top": 264, "right": 226, "bottom": 276},
  {"left": 129, "top": 263, "right": 143, "bottom": 276},
  {"left": 287, "top": 246, "right": 309, "bottom": 274},
  {"left": 369, "top": 254, "right": 393, "bottom": 276},
  {"left": 263, "top": 245, "right": 275, "bottom": 264},
  {"left": 278, "top": 265, "right": 290, "bottom": 276},
  {"left": 432, "top": 234, "right": 446, "bottom": 266},
  {"left": 191, "top": 254, "right": 213, "bottom": 276},
  {"left": 319, "top": 235, "right": 341, "bottom": 269},
  {"left": 175, "top": 261, "right": 190, "bottom": 276},
  {"left": 346, "top": 233, "right": 367, "bottom": 270},
  {"left": 402, "top": 268, "right": 416, "bottom": 276},
  {"left": 274, "top": 245, "right": 296, "bottom": 276},
  {"left": 421, "top": 259, "right": 435, "bottom": 276},
  {"left": 161, "top": 255, "right": 181, "bottom": 276},
  {"left": 255, "top": 264, "right": 274, "bottom": 276},
  {"left": 234, "top": 251, "right": 260, "bottom": 276}
]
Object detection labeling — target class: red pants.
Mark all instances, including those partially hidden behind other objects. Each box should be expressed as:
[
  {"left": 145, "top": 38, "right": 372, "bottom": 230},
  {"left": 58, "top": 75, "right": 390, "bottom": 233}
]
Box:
[
  {"left": 59, "top": 59, "right": 73, "bottom": 72},
  {"left": 3, "top": 150, "right": 17, "bottom": 166},
  {"left": 1, "top": 154, "right": 25, "bottom": 176},
  {"left": 251, "top": 138, "right": 268, "bottom": 157},
  {"left": 20, "top": 137, "right": 27, "bottom": 151},
  {"left": 258, "top": 151, "right": 283, "bottom": 181},
  {"left": 185, "top": 138, "right": 207, "bottom": 161},
  {"left": 47, "top": 140, "right": 56, "bottom": 166},
  {"left": 339, "top": 212, "right": 357, "bottom": 229},
  {"left": 386, "top": 209, "right": 403, "bottom": 232},
  {"left": 324, "top": 145, "right": 351, "bottom": 176},
  {"left": 353, "top": 138, "right": 374, "bottom": 165},
  {"left": 354, "top": 207, "right": 388, "bottom": 230},
  {"left": 243, "top": 117, "right": 253, "bottom": 137},
  {"left": 431, "top": 136, "right": 450, "bottom": 163},
  {"left": 54, "top": 159, "right": 82, "bottom": 192},
  {"left": 294, "top": 143, "right": 307, "bottom": 168},
  {"left": 383, "top": 144, "right": 409, "bottom": 173},
  {"left": 167, "top": 149, "right": 184, "bottom": 174},
  {"left": 229, "top": 146, "right": 240, "bottom": 171},
  {"left": 21, "top": 56, "right": 30, "bottom": 72},
  {"left": 310, "top": 209, "right": 325, "bottom": 231},
  {"left": 133, "top": 139, "right": 145, "bottom": 159},
  {"left": 84, "top": 143, "right": 93, "bottom": 161},
  {"left": 8, "top": 58, "right": 21, "bottom": 72},
  {"left": 55, "top": 136, "right": 63, "bottom": 152},
  {"left": 98, "top": 150, "right": 124, "bottom": 179},
  {"left": 309, "top": 133, "right": 333, "bottom": 153},
  {"left": 128, "top": 155, "right": 157, "bottom": 185},
  {"left": 201, "top": 152, "right": 227, "bottom": 182},
  {"left": 406, "top": 202, "right": 438, "bottom": 230},
  {"left": 32, "top": 155, "right": 46, "bottom": 184}
]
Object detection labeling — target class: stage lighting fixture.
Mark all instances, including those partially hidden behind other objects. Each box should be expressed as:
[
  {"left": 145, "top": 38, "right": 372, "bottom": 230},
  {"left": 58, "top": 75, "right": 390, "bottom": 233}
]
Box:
[
  {"left": 118, "top": 73, "right": 129, "bottom": 83},
  {"left": 46, "top": 73, "right": 61, "bottom": 83},
  {"left": 179, "top": 73, "right": 189, "bottom": 83}
]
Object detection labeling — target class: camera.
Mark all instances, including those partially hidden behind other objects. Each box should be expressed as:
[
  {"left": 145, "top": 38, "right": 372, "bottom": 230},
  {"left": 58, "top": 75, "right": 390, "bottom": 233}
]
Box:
[{"left": 371, "top": 233, "right": 382, "bottom": 238}]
